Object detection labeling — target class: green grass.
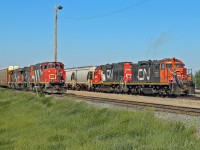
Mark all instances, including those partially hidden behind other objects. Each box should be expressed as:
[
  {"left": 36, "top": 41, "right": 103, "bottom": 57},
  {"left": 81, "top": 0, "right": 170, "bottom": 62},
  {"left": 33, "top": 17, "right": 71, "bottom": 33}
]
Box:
[{"left": 0, "top": 89, "right": 200, "bottom": 150}]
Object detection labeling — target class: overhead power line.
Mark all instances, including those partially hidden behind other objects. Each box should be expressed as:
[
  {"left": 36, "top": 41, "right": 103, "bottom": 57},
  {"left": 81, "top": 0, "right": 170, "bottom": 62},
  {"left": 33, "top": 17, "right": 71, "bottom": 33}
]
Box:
[{"left": 62, "top": 0, "right": 150, "bottom": 20}]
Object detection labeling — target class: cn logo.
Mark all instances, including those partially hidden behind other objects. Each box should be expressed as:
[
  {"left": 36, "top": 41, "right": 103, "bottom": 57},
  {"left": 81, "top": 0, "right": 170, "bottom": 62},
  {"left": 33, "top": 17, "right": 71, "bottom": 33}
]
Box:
[
  {"left": 126, "top": 74, "right": 132, "bottom": 79},
  {"left": 138, "top": 68, "right": 150, "bottom": 81},
  {"left": 107, "top": 69, "right": 113, "bottom": 79}
]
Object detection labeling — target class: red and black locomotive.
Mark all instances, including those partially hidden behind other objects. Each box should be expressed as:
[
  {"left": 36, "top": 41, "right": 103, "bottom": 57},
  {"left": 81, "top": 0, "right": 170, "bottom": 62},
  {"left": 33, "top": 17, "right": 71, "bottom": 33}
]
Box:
[
  {"left": 0, "top": 62, "right": 67, "bottom": 94},
  {"left": 92, "top": 62, "right": 132, "bottom": 93},
  {"left": 128, "top": 58, "right": 194, "bottom": 95}
]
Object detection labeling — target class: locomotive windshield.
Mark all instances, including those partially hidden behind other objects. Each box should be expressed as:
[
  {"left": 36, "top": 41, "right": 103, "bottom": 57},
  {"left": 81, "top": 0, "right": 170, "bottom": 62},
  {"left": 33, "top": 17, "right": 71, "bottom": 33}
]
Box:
[
  {"left": 55, "top": 64, "right": 63, "bottom": 69},
  {"left": 166, "top": 63, "right": 185, "bottom": 68},
  {"left": 45, "top": 63, "right": 64, "bottom": 69},
  {"left": 175, "top": 63, "right": 185, "bottom": 68},
  {"left": 166, "top": 64, "right": 172, "bottom": 68}
]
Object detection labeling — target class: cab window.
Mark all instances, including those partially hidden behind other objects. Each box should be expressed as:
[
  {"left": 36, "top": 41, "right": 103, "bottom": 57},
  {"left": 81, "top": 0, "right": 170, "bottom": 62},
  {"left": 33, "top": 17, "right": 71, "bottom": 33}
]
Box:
[
  {"left": 175, "top": 64, "right": 179, "bottom": 68},
  {"left": 161, "top": 64, "right": 165, "bottom": 70},
  {"left": 55, "top": 64, "right": 63, "bottom": 69},
  {"left": 49, "top": 64, "right": 55, "bottom": 68},
  {"left": 44, "top": 65, "right": 48, "bottom": 69},
  {"left": 179, "top": 64, "right": 185, "bottom": 68},
  {"left": 55, "top": 64, "right": 60, "bottom": 69},
  {"left": 166, "top": 64, "right": 172, "bottom": 68},
  {"left": 175, "top": 64, "right": 184, "bottom": 68},
  {"left": 46, "top": 63, "right": 64, "bottom": 69}
]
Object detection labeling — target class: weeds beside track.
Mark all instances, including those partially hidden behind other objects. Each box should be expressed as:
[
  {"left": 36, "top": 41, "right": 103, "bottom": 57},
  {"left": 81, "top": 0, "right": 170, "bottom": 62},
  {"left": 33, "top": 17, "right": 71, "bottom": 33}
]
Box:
[{"left": 1, "top": 89, "right": 200, "bottom": 149}]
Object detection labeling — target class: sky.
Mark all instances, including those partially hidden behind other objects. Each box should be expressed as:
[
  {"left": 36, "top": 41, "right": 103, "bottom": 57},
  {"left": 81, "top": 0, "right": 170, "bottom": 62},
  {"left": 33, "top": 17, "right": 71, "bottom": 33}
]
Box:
[{"left": 0, "top": 0, "right": 200, "bottom": 71}]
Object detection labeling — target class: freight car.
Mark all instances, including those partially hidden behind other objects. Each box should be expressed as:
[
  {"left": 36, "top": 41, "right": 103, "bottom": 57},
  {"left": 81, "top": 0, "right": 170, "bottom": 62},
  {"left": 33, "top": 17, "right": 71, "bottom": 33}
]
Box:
[
  {"left": 0, "top": 62, "right": 67, "bottom": 94},
  {"left": 0, "top": 66, "right": 19, "bottom": 87},
  {"left": 66, "top": 66, "right": 96, "bottom": 90},
  {"left": 66, "top": 58, "right": 195, "bottom": 96}
]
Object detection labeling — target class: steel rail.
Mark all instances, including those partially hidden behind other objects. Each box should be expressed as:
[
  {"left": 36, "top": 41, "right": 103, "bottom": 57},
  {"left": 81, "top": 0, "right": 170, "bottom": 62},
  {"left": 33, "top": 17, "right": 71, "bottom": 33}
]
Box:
[{"left": 176, "top": 95, "right": 200, "bottom": 101}]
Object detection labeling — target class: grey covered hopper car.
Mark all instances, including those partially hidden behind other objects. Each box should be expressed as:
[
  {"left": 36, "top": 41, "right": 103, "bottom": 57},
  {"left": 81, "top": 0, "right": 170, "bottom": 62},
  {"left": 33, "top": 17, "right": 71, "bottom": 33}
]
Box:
[{"left": 65, "top": 66, "right": 96, "bottom": 90}]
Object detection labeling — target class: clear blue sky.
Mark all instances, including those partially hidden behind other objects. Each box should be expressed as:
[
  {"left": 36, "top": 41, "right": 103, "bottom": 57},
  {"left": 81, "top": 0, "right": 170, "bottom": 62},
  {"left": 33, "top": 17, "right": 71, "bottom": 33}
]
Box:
[{"left": 0, "top": 0, "right": 200, "bottom": 71}]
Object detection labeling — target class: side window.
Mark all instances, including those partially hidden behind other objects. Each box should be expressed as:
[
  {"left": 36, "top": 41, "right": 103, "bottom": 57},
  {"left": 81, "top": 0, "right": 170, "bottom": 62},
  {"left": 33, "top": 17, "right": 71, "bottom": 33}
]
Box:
[
  {"left": 44, "top": 65, "right": 48, "bottom": 69},
  {"left": 161, "top": 64, "right": 165, "bottom": 70}
]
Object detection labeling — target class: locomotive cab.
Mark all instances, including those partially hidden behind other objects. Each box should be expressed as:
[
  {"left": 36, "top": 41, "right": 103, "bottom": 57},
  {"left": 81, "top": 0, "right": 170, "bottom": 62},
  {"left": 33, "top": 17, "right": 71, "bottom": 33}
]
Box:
[
  {"left": 32, "top": 62, "right": 67, "bottom": 94},
  {"left": 160, "top": 58, "right": 195, "bottom": 95},
  {"left": 42, "top": 62, "right": 65, "bottom": 83}
]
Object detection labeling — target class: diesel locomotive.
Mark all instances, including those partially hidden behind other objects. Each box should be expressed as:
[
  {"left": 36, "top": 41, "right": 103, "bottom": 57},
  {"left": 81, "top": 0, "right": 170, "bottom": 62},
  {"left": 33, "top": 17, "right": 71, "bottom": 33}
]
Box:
[
  {"left": 66, "top": 58, "right": 195, "bottom": 96},
  {"left": 0, "top": 62, "right": 67, "bottom": 94}
]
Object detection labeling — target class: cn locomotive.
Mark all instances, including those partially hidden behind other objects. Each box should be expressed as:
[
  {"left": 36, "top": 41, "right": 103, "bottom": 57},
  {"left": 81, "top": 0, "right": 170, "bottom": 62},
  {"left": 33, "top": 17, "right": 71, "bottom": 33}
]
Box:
[
  {"left": 0, "top": 62, "right": 67, "bottom": 94},
  {"left": 66, "top": 58, "right": 195, "bottom": 96}
]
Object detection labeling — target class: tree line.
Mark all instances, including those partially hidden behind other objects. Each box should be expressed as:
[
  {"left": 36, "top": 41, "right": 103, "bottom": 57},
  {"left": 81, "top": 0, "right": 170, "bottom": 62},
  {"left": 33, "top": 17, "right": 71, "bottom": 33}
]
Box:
[{"left": 195, "top": 70, "right": 200, "bottom": 89}]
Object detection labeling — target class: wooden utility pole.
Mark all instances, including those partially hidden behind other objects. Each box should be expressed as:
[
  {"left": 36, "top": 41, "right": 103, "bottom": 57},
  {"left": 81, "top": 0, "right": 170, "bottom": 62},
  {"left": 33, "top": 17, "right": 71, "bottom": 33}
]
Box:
[{"left": 54, "top": 5, "right": 63, "bottom": 62}]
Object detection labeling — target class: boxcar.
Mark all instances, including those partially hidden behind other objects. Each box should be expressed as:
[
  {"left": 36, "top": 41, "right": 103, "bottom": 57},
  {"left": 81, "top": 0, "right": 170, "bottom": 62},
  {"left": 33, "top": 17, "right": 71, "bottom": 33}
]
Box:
[
  {"left": 0, "top": 69, "right": 8, "bottom": 87},
  {"left": 0, "top": 66, "right": 19, "bottom": 87}
]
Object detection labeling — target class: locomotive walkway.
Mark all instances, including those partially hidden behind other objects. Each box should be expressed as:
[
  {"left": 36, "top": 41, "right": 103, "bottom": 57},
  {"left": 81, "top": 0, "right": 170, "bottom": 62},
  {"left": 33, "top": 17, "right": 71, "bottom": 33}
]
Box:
[{"left": 59, "top": 90, "right": 200, "bottom": 116}]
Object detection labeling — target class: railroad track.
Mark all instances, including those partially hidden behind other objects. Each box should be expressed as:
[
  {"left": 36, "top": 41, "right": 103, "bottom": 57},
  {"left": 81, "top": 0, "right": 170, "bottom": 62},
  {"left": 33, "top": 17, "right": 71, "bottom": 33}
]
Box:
[
  {"left": 51, "top": 93, "right": 200, "bottom": 116},
  {"left": 176, "top": 95, "right": 200, "bottom": 101}
]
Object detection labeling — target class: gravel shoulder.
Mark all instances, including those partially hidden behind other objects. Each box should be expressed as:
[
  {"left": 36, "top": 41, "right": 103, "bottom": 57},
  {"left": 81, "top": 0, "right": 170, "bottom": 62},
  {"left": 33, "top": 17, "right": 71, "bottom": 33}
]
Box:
[{"left": 67, "top": 90, "right": 200, "bottom": 108}]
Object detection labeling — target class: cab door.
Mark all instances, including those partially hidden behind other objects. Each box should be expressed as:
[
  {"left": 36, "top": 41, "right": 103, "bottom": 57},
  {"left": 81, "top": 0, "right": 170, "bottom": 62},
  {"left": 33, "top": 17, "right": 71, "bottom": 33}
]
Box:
[{"left": 160, "top": 63, "right": 166, "bottom": 83}]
